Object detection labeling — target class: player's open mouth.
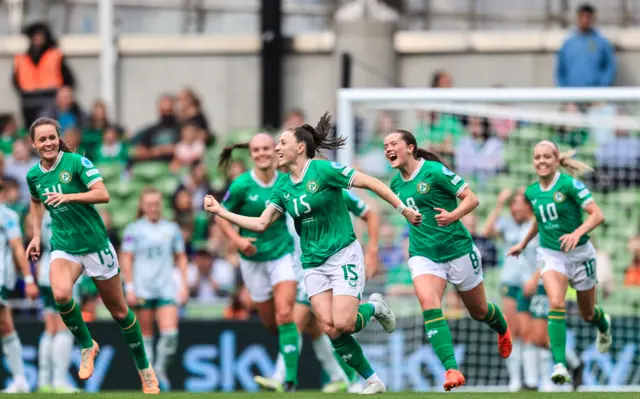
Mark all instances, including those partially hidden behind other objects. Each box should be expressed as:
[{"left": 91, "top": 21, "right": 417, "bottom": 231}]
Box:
[{"left": 387, "top": 154, "right": 397, "bottom": 162}]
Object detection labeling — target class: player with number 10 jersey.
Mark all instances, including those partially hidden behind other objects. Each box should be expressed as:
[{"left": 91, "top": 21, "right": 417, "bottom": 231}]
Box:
[{"left": 507, "top": 141, "right": 611, "bottom": 385}]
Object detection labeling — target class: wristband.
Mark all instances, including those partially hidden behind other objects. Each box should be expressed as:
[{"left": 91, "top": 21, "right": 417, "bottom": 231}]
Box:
[
  {"left": 23, "top": 275, "right": 34, "bottom": 285},
  {"left": 125, "top": 283, "right": 135, "bottom": 293},
  {"left": 396, "top": 203, "right": 406, "bottom": 214}
]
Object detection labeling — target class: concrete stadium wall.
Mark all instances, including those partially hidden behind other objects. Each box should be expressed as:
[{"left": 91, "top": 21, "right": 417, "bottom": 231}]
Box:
[{"left": 2, "top": 30, "right": 640, "bottom": 134}]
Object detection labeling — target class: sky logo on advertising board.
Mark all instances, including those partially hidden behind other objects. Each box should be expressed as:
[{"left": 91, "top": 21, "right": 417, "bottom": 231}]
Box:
[{"left": 183, "top": 330, "right": 273, "bottom": 392}]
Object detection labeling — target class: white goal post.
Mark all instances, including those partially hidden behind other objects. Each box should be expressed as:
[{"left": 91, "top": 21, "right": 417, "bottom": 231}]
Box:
[
  {"left": 336, "top": 87, "right": 640, "bottom": 392},
  {"left": 336, "top": 87, "right": 640, "bottom": 167}
]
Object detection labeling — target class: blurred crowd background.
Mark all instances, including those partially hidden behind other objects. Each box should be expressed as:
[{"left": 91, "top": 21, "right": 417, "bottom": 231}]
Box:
[{"left": 0, "top": 0, "right": 639, "bottom": 322}]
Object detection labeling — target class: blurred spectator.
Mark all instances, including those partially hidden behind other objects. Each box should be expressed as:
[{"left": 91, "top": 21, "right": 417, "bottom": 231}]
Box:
[
  {"left": 430, "top": 70, "right": 453, "bottom": 88},
  {"left": 187, "top": 248, "right": 235, "bottom": 302},
  {"left": 176, "top": 87, "right": 212, "bottom": 143},
  {"left": 0, "top": 114, "right": 20, "bottom": 155},
  {"left": 554, "top": 103, "right": 589, "bottom": 148},
  {"left": 83, "top": 100, "right": 118, "bottom": 157},
  {"left": 134, "top": 94, "right": 180, "bottom": 162},
  {"left": 594, "top": 124, "right": 640, "bottom": 189},
  {"left": 455, "top": 116, "right": 505, "bottom": 180},
  {"left": 13, "top": 22, "right": 75, "bottom": 126},
  {"left": 40, "top": 86, "right": 88, "bottom": 131},
  {"left": 555, "top": 4, "right": 616, "bottom": 87},
  {"left": 461, "top": 213, "right": 498, "bottom": 269},
  {"left": 282, "top": 108, "right": 305, "bottom": 129},
  {"left": 173, "top": 187, "right": 194, "bottom": 228},
  {"left": 92, "top": 126, "right": 128, "bottom": 165},
  {"left": 182, "top": 160, "right": 213, "bottom": 212},
  {"left": 415, "top": 71, "right": 463, "bottom": 159},
  {"left": 172, "top": 122, "right": 206, "bottom": 170},
  {"left": 0, "top": 153, "right": 7, "bottom": 182},
  {"left": 489, "top": 116, "right": 516, "bottom": 140},
  {"left": 5, "top": 139, "right": 38, "bottom": 204},
  {"left": 224, "top": 276, "right": 255, "bottom": 320},
  {"left": 62, "top": 127, "right": 85, "bottom": 155},
  {"left": 358, "top": 111, "right": 394, "bottom": 178},
  {"left": 1, "top": 177, "right": 28, "bottom": 222},
  {"left": 626, "top": 234, "right": 640, "bottom": 287}
]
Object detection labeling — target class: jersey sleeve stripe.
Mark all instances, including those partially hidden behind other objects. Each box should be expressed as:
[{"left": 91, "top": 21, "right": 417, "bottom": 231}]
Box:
[
  {"left": 358, "top": 206, "right": 369, "bottom": 217},
  {"left": 347, "top": 171, "right": 358, "bottom": 189},
  {"left": 455, "top": 182, "right": 468, "bottom": 197},
  {"left": 86, "top": 177, "right": 103, "bottom": 188},
  {"left": 580, "top": 197, "right": 594, "bottom": 209},
  {"left": 268, "top": 202, "right": 284, "bottom": 214}
]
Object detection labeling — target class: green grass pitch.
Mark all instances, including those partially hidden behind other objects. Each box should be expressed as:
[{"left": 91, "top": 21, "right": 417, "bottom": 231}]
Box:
[{"left": 9, "top": 393, "right": 640, "bottom": 399}]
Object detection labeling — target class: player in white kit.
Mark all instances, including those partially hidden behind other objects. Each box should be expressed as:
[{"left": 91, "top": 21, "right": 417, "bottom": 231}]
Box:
[
  {"left": 483, "top": 188, "right": 540, "bottom": 391},
  {"left": 121, "top": 188, "right": 189, "bottom": 391},
  {"left": 0, "top": 199, "right": 38, "bottom": 393}
]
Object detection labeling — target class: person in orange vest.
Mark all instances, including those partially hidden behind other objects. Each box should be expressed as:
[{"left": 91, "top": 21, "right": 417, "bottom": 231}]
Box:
[{"left": 12, "top": 22, "right": 75, "bottom": 127}]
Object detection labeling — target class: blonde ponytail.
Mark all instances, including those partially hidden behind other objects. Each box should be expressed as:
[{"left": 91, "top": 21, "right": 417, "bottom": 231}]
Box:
[{"left": 558, "top": 149, "right": 593, "bottom": 176}]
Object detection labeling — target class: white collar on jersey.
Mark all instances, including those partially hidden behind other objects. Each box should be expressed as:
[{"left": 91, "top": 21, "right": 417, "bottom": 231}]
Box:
[
  {"left": 401, "top": 158, "right": 425, "bottom": 182},
  {"left": 290, "top": 159, "right": 312, "bottom": 185},
  {"left": 251, "top": 169, "right": 278, "bottom": 188},
  {"left": 539, "top": 171, "right": 560, "bottom": 192},
  {"left": 38, "top": 151, "right": 63, "bottom": 173}
]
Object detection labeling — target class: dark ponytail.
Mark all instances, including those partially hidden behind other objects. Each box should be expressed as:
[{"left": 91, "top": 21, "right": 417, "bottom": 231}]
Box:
[
  {"left": 395, "top": 129, "right": 453, "bottom": 171},
  {"left": 294, "top": 111, "right": 346, "bottom": 159},
  {"left": 29, "top": 117, "right": 73, "bottom": 153},
  {"left": 218, "top": 142, "right": 249, "bottom": 170}
]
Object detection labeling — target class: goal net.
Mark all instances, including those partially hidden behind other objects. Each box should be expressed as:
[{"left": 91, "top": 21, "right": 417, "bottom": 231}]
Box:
[{"left": 337, "top": 88, "right": 640, "bottom": 391}]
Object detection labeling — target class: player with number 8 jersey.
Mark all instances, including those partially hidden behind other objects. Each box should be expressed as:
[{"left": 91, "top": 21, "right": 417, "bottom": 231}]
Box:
[
  {"left": 384, "top": 130, "right": 512, "bottom": 392},
  {"left": 205, "top": 112, "right": 422, "bottom": 394},
  {"left": 507, "top": 140, "right": 611, "bottom": 386},
  {"left": 25, "top": 117, "right": 159, "bottom": 394}
]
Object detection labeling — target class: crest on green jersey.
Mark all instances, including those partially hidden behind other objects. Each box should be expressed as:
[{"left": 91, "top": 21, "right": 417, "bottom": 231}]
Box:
[
  {"left": 307, "top": 180, "right": 318, "bottom": 193},
  {"left": 553, "top": 191, "right": 566, "bottom": 203},
  {"left": 59, "top": 170, "right": 72, "bottom": 184},
  {"left": 417, "top": 181, "right": 430, "bottom": 194}
]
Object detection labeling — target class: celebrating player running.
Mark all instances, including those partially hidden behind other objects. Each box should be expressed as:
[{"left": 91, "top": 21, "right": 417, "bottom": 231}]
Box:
[
  {"left": 25, "top": 117, "right": 159, "bottom": 394},
  {"left": 383, "top": 129, "right": 512, "bottom": 391},
  {"left": 205, "top": 112, "right": 421, "bottom": 394},
  {"left": 507, "top": 140, "right": 611, "bottom": 385}
]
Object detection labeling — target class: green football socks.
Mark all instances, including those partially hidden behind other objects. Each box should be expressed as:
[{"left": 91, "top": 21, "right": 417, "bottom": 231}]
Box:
[
  {"left": 331, "top": 334, "right": 374, "bottom": 379},
  {"left": 423, "top": 309, "right": 458, "bottom": 370},
  {"left": 336, "top": 351, "right": 358, "bottom": 382},
  {"left": 116, "top": 309, "right": 150, "bottom": 370},
  {"left": 56, "top": 299, "right": 94, "bottom": 350},
  {"left": 589, "top": 306, "right": 609, "bottom": 333},
  {"left": 278, "top": 323, "right": 300, "bottom": 384},
  {"left": 354, "top": 303, "right": 375, "bottom": 333},
  {"left": 483, "top": 302, "right": 508, "bottom": 335},
  {"left": 548, "top": 308, "right": 567, "bottom": 366}
]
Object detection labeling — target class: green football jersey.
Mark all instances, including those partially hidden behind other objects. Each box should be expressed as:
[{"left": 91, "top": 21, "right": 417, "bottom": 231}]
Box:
[
  {"left": 27, "top": 151, "right": 109, "bottom": 255},
  {"left": 222, "top": 170, "right": 294, "bottom": 262},
  {"left": 390, "top": 159, "right": 473, "bottom": 262},
  {"left": 524, "top": 172, "right": 593, "bottom": 251},
  {"left": 342, "top": 189, "right": 369, "bottom": 217},
  {"left": 269, "top": 160, "right": 357, "bottom": 269}
]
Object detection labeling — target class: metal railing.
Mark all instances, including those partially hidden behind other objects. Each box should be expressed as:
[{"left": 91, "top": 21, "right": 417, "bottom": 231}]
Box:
[{"left": 3, "top": 0, "right": 638, "bottom": 35}]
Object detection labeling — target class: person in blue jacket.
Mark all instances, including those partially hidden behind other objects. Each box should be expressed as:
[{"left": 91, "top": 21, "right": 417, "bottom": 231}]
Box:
[{"left": 555, "top": 4, "right": 616, "bottom": 88}]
